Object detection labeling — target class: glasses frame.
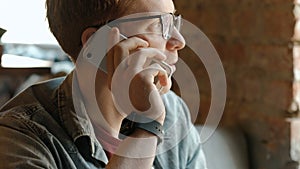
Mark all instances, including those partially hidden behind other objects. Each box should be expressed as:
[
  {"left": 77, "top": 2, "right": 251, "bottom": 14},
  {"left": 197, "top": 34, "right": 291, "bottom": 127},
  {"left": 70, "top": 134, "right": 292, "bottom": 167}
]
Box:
[{"left": 107, "top": 13, "right": 182, "bottom": 40}]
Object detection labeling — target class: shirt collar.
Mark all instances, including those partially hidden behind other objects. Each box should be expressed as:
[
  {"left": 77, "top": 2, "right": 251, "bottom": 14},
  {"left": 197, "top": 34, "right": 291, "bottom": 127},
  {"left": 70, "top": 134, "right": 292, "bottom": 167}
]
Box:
[{"left": 57, "top": 71, "right": 108, "bottom": 164}]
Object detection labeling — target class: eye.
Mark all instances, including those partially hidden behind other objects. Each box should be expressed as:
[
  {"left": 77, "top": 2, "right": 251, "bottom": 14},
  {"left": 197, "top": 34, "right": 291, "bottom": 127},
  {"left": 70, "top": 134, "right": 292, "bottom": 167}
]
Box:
[{"left": 147, "top": 19, "right": 162, "bottom": 33}]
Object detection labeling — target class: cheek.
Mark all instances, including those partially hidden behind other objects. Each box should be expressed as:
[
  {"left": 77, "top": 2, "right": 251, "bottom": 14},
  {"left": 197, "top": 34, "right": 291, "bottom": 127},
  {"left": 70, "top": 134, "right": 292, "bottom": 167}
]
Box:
[{"left": 141, "top": 35, "right": 167, "bottom": 50}]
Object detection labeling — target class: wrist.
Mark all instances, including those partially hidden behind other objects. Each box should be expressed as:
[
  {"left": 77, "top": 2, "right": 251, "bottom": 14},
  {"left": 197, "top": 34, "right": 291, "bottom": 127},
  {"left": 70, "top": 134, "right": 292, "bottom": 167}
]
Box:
[
  {"left": 119, "top": 112, "right": 165, "bottom": 145},
  {"left": 131, "top": 128, "right": 159, "bottom": 141}
]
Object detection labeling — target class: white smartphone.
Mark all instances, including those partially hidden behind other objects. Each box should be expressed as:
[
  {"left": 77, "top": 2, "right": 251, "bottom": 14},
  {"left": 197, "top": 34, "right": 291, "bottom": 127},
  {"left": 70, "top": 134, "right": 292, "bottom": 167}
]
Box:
[{"left": 83, "top": 25, "right": 174, "bottom": 77}]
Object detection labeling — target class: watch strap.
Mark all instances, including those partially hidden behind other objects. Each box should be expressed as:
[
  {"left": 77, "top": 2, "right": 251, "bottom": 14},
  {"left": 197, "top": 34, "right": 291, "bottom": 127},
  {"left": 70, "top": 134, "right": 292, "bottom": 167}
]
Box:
[{"left": 119, "top": 112, "right": 164, "bottom": 144}]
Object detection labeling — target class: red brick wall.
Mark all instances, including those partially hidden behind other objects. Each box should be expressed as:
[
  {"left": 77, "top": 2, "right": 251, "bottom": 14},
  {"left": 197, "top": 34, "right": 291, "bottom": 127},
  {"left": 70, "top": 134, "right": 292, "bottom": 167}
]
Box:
[{"left": 174, "top": 0, "right": 297, "bottom": 168}]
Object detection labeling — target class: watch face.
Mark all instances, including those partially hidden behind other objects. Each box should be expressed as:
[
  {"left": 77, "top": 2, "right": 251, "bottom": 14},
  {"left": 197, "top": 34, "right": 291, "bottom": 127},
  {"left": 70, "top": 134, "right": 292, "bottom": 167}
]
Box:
[
  {"left": 118, "top": 112, "right": 164, "bottom": 145},
  {"left": 119, "top": 118, "right": 136, "bottom": 139}
]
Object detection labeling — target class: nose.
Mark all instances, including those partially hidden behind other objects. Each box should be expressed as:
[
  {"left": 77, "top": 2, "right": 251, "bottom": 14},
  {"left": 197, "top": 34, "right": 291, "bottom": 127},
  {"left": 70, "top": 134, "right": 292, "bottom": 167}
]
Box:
[{"left": 166, "top": 28, "right": 186, "bottom": 51}]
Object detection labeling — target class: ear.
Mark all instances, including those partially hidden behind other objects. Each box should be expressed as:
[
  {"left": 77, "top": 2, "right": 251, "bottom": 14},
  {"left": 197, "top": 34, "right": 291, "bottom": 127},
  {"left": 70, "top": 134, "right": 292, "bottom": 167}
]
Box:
[{"left": 81, "top": 27, "right": 97, "bottom": 45}]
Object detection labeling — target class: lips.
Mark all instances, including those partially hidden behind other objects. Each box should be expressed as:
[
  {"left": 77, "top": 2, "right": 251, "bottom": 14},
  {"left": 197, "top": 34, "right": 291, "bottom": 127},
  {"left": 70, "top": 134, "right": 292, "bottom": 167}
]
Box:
[{"left": 164, "top": 51, "right": 178, "bottom": 72}]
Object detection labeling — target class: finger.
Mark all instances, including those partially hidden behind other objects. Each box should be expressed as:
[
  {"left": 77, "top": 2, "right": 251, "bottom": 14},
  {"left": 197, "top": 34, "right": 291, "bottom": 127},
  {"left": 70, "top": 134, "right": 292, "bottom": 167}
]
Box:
[
  {"left": 158, "top": 72, "right": 168, "bottom": 87},
  {"left": 111, "top": 36, "right": 148, "bottom": 89},
  {"left": 108, "top": 32, "right": 149, "bottom": 89},
  {"left": 127, "top": 48, "right": 167, "bottom": 69},
  {"left": 158, "top": 77, "right": 172, "bottom": 94},
  {"left": 107, "top": 27, "right": 120, "bottom": 89},
  {"left": 113, "top": 37, "right": 149, "bottom": 71},
  {"left": 140, "top": 65, "right": 168, "bottom": 85},
  {"left": 108, "top": 27, "right": 121, "bottom": 50},
  {"left": 143, "top": 64, "right": 171, "bottom": 94},
  {"left": 137, "top": 66, "right": 171, "bottom": 95}
]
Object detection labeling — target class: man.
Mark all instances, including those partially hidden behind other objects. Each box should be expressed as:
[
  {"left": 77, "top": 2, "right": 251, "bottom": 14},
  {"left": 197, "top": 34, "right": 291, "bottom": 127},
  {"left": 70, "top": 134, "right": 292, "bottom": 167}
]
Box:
[{"left": 0, "top": 0, "right": 207, "bottom": 168}]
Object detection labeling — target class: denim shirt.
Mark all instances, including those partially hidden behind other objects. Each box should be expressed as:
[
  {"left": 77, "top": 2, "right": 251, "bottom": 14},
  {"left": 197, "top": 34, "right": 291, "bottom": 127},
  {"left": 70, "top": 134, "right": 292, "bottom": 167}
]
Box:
[{"left": 0, "top": 72, "right": 207, "bottom": 169}]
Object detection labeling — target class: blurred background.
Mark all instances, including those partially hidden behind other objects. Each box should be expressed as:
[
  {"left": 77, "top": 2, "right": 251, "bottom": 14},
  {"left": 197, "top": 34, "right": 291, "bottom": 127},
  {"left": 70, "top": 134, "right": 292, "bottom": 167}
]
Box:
[
  {"left": 173, "top": 1, "right": 298, "bottom": 169},
  {"left": 0, "top": 0, "right": 73, "bottom": 106},
  {"left": 0, "top": 0, "right": 299, "bottom": 169}
]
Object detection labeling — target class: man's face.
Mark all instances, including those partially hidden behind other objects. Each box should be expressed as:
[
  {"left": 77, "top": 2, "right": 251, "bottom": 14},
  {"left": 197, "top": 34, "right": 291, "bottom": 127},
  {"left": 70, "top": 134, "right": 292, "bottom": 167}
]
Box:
[{"left": 116, "top": 0, "right": 186, "bottom": 71}]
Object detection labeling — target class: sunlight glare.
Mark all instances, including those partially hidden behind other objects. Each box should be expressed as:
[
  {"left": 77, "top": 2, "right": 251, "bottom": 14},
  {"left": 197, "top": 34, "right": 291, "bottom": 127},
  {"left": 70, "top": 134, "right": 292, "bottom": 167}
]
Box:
[{"left": 0, "top": 0, "right": 58, "bottom": 44}]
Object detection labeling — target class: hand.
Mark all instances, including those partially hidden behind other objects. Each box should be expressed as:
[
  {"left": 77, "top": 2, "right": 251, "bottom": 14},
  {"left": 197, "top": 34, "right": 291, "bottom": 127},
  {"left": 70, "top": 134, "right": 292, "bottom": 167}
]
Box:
[{"left": 106, "top": 27, "right": 171, "bottom": 125}]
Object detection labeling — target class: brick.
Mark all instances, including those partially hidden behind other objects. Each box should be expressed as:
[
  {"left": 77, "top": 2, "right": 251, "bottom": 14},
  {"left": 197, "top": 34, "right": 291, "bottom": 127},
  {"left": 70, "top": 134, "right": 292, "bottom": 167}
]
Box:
[
  {"left": 241, "top": 75, "right": 265, "bottom": 102},
  {"left": 196, "top": 7, "right": 223, "bottom": 35},
  {"left": 263, "top": 80, "right": 293, "bottom": 109},
  {"left": 217, "top": 43, "right": 247, "bottom": 66},
  {"left": 175, "top": 1, "right": 296, "bottom": 168},
  {"left": 262, "top": 7, "right": 295, "bottom": 41},
  {"left": 230, "top": 8, "right": 261, "bottom": 40},
  {"left": 239, "top": 115, "right": 291, "bottom": 169},
  {"left": 246, "top": 45, "right": 293, "bottom": 80}
]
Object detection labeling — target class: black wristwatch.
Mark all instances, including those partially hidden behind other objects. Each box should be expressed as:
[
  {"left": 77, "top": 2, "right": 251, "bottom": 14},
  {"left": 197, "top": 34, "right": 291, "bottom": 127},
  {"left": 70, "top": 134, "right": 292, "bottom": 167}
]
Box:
[{"left": 119, "top": 112, "right": 164, "bottom": 145}]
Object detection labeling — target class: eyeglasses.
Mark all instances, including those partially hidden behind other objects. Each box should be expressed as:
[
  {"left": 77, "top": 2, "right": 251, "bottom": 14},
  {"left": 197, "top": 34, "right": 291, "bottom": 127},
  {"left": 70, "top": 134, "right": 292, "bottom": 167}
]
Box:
[{"left": 107, "top": 13, "right": 182, "bottom": 40}]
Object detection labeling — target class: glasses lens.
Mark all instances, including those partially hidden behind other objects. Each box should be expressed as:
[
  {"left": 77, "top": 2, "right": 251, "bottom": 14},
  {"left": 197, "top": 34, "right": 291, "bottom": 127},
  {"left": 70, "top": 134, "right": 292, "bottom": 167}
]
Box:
[
  {"left": 174, "top": 15, "right": 182, "bottom": 32},
  {"left": 162, "top": 14, "right": 182, "bottom": 40},
  {"left": 161, "top": 14, "right": 172, "bottom": 39}
]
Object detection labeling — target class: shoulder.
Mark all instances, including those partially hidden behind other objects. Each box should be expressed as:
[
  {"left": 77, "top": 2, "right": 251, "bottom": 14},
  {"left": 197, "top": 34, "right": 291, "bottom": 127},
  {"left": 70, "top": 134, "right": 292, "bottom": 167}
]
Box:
[
  {"left": 0, "top": 104, "right": 58, "bottom": 168},
  {"left": 160, "top": 91, "right": 199, "bottom": 144},
  {"left": 0, "top": 76, "right": 66, "bottom": 138},
  {"left": 156, "top": 91, "right": 204, "bottom": 168},
  {"left": 0, "top": 103, "right": 49, "bottom": 137},
  {"left": 0, "top": 76, "right": 65, "bottom": 112},
  {"left": 161, "top": 91, "right": 200, "bottom": 140}
]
